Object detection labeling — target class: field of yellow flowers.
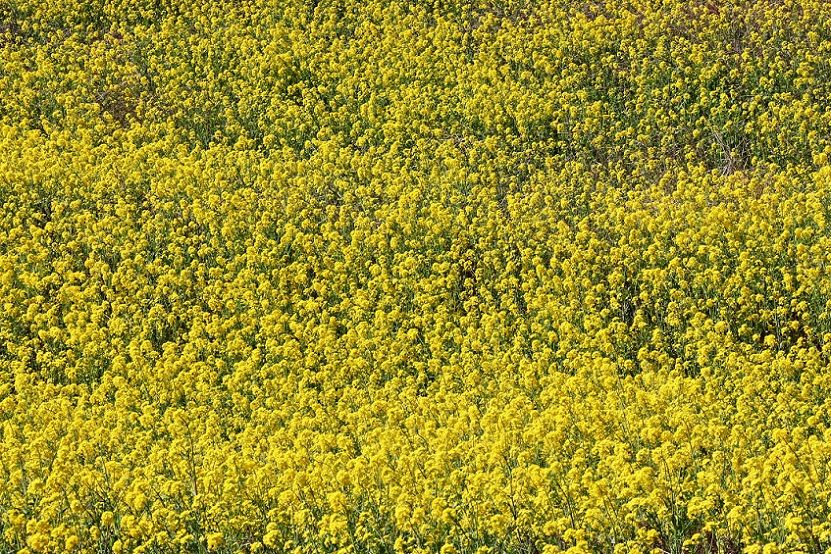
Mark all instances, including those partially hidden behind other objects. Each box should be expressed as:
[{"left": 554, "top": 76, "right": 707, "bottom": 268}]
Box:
[{"left": 2, "top": 0, "right": 831, "bottom": 553}]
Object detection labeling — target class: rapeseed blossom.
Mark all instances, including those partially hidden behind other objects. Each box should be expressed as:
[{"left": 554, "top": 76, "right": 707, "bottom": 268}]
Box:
[{"left": 2, "top": 0, "right": 831, "bottom": 552}]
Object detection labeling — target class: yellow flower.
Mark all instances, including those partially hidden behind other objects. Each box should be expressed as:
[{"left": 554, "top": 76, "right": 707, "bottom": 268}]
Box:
[
  {"left": 206, "top": 532, "right": 224, "bottom": 551},
  {"left": 100, "top": 511, "right": 114, "bottom": 528}
]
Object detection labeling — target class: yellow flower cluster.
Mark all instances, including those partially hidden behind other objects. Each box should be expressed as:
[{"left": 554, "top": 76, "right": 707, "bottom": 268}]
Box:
[{"left": 2, "top": 0, "right": 831, "bottom": 552}]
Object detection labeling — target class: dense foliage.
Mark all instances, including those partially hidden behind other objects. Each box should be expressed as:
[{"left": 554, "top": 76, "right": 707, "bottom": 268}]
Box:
[{"left": 2, "top": 0, "right": 831, "bottom": 552}]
